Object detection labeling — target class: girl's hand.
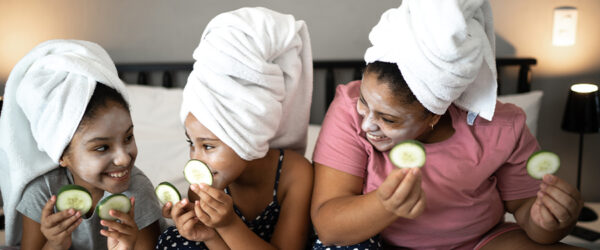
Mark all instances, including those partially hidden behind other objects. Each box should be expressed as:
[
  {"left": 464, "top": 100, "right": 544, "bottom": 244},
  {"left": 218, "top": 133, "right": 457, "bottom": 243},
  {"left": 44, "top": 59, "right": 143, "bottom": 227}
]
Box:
[
  {"left": 162, "top": 202, "right": 173, "bottom": 219},
  {"left": 101, "top": 197, "right": 139, "bottom": 250},
  {"left": 190, "top": 184, "right": 236, "bottom": 228},
  {"left": 40, "top": 195, "right": 82, "bottom": 250},
  {"left": 376, "top": 168, "right": 426, "bottom": 219},
  {"left": 171, "top": 198, "right": 218, "bottom": 242},
  {"left": 530, "top": 174, "right": 583, "bottom": 231}
]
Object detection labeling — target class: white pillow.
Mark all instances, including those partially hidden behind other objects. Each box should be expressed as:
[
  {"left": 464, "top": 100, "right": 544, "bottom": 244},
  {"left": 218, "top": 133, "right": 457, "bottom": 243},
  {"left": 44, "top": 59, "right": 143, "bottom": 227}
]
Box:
[
  {"left": 497, "top": 90, "right": 543, "bottom": 137},
  {"left": 126, "top": 85, "right": 189, "bottom": 196}
]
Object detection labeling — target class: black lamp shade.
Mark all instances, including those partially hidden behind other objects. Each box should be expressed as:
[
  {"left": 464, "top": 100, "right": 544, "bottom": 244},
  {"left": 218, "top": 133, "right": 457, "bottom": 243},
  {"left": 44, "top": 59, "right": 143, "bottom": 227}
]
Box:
[{"left": 562, "top": 84, "right": 600, "bottom": 133}]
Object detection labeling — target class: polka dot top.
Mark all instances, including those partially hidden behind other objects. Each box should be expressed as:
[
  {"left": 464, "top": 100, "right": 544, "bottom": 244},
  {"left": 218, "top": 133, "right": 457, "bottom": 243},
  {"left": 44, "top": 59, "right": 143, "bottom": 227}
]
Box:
[{"left": 224, "top": 148, "right": 284, "bottom": 242}]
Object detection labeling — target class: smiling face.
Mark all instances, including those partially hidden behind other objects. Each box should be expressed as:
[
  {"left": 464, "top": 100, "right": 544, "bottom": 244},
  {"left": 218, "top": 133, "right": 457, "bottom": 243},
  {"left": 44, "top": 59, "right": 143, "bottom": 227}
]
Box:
[
  {"left": 60, "top": 100, "right": 137, "bottom": 195},
  {"left": 357, "top": 71, "right": 439, "bottom": 152},
  {"left": 184, "top": 112, "right": 247, "bottom": 190}
]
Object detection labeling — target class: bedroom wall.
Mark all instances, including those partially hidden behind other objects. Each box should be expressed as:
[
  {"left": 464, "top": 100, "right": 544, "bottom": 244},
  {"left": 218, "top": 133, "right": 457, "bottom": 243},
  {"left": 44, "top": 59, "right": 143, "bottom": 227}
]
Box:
[{"left": 1, "top": 0, "right": 599, "bottom": 201}]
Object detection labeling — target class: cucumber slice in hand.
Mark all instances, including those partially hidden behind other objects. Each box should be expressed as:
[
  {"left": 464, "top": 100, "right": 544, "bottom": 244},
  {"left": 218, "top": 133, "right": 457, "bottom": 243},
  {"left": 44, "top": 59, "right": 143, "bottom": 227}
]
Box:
[
  {"left": 389, "top": 140, "right": 426, "bottom": 168},
  {"left": 56, "top": 184, "right": 93, "bottom": 214},
  {"left": 184, "top": 160, "right": 213, "bottom": 186},
  {"left": 527, "top": 150, "right": 560, "bottom": 179},
  {"left": 96, "top": 194, "right": 131, "bottom": 221},
  {"left": 155, "top": 181, "right": 181, "bottom": 205}
]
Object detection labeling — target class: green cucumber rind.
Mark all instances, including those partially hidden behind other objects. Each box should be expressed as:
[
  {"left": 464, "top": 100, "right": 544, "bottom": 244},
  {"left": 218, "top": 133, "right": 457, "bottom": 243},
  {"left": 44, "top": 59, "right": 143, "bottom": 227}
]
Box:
[
  {"left": 56, "top": 184, "right": 93, "bottom": 213},
  {"left": 526, "top": 150, "right": 560, "bottom": 179},
  {"left": 96, "top": 194, "right": 131, "bottom": 221},
  {"left": 183, "top": 160, "right": 214, "bottom": 186},
  {"left": 155, "top": 181, "right": 181, "bottom": 205},
  {"left": 389, "top": 140, "right": 426, "bottom": 168}
]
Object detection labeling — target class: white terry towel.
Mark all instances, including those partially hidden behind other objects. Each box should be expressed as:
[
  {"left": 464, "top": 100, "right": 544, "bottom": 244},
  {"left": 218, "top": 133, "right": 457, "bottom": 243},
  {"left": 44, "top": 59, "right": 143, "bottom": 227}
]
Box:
[
  {"left": 180, "top": 7, "right": 313, "bottom": 160},
  {"left": 364, "top": 0, "right": 497, "bottom": 121},
  {"left": 0, "top": 39, "right": 128, "bottom": 246}
]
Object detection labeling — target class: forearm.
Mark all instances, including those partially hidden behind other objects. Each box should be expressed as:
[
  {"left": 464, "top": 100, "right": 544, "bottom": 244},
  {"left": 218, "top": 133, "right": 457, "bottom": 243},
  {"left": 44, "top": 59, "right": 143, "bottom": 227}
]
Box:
[
  {"left": 216, "top": 217, "right": 277, "bottom": 250},
  {"left": 203, "top": 233, "right": 230, "bottom": 250},
  {"left": 515, "top": 199, "right": 575, "bottom": 244},
  {"left": 312, "top": 191, "right": 398, "bottom": 246}
]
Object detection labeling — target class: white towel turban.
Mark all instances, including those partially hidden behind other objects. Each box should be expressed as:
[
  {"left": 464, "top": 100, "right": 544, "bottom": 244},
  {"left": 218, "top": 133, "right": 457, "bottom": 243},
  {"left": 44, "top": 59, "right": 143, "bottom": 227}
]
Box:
[
  {"left": 364, "top": 0, "right": 497, "bottom": 121},
  {"left": 180, "top": 7, "right": 313, "bottom": 160},
  {"left": 0, "top": 39, "right": 128, "bottom": 245}
]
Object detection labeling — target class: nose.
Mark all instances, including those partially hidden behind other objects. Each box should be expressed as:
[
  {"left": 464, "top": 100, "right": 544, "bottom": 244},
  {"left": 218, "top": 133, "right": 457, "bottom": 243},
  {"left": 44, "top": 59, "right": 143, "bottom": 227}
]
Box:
[
  {"left": 113, "top": 146, "right": 132, "bottom": 167},
  {"left": 361, "top": 113, "right": 379, "bottom": 132}
]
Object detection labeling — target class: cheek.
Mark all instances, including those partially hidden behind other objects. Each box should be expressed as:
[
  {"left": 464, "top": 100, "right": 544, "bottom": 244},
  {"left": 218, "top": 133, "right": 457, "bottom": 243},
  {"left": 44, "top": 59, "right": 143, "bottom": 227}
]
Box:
[
  {"left": 356, "top": 101, "right": 367, "bottom": 117},
  {"left": 382, "top": 121, "right": 423, "bottom": 142}
]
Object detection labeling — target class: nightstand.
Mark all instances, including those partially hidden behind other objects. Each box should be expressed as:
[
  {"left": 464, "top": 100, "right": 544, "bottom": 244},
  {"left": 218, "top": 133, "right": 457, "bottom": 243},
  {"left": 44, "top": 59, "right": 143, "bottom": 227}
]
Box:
[{"left": 562, "top": 202, "right": 600, "bottom": 249}]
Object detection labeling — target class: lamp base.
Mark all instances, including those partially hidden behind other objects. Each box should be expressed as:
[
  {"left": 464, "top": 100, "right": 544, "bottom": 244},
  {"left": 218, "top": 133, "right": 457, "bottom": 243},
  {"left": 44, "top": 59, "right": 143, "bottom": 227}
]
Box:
[{"left": 578, "top": 206, "right": 598, "bottom": 222}]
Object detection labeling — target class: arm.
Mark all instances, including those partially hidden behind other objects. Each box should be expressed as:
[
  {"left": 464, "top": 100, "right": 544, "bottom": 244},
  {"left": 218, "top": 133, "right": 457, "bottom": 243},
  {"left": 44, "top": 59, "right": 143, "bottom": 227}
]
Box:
[
  {"left": 311, "top": 163, "right": 425, "bottom": 246},
  {"left": 134, "top": 221, "right": 161, "bottom": 250},
  {"left": 506, "top": 174, "right": 583, "bottom": 244}
]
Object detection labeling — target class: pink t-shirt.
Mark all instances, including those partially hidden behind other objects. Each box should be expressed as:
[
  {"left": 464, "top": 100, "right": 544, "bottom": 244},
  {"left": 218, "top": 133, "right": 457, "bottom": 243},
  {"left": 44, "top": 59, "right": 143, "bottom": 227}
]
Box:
[{"left": 313, "top": 81, "right": 541, "bottom": 249}]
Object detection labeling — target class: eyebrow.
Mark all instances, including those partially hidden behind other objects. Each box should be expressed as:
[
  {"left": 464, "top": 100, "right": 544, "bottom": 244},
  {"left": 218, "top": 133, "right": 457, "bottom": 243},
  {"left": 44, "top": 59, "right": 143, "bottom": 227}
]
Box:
[
  {"left": 184, "top": 130, "right": 218, "bottom": 142},
  {"left": 85, "top": 125, "right": 134, "bottom": 145}
]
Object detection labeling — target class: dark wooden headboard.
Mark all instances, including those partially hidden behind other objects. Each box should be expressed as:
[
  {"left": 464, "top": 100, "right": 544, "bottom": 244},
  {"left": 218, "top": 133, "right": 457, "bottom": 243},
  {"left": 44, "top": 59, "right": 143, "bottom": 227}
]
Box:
[{"left": 0, "top": 58, "right": 537, "bottom": 118}]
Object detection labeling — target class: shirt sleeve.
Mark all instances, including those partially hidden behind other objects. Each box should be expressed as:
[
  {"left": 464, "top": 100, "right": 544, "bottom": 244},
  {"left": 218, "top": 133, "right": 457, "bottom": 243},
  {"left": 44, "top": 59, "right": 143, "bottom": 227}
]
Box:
[
  {"left": 128, "top": 167, "right": 164, "bottom": 230},
  {"left": 313, "top": 83, "right": 368, "bottom": 177},
  {"left": 495, "top": 107, "right": 541, "bottom": 201},
  {"left": 16, "top": 176, "right": 52, "bottom": 224}
]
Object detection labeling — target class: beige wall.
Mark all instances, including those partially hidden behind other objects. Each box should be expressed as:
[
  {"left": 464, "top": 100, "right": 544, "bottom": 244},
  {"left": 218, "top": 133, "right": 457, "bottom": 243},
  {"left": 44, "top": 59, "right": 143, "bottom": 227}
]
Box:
[{"left": 1, "top": 0, "right": 599, "bottom": 201}]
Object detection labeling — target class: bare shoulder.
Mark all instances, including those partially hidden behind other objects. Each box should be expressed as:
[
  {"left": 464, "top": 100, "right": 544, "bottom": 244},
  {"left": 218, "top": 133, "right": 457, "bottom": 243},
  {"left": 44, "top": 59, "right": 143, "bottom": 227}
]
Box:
[{"left": 277, "top": 149, "right": 314, "bottom": 202}]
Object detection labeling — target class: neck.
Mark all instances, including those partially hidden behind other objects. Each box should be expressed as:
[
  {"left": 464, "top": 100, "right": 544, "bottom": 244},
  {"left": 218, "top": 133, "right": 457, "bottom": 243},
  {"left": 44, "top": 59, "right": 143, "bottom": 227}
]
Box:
[
  {"left": 232, "top": 149, "right": 277, "bottom": 187},
  {"left": 420, "top": 112, "right": 454, "bottom": 143}
]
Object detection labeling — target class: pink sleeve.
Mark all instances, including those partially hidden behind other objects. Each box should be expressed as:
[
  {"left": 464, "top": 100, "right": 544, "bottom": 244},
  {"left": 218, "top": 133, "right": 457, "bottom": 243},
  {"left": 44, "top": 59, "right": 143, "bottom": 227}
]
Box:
[
  {"left": 313, "top": 83, "right": 368, "bottom": 177},
  {"left": 495, "top": 108, "right": 541, "bottom": 201}
]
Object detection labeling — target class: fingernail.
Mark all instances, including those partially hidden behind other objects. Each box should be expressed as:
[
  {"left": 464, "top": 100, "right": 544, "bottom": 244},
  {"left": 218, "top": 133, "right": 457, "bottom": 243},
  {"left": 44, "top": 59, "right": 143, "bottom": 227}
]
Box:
[
  {"left": 190, "top": 184, "right": 197, "bottom": 191},
  {"left": 181, "top": 199, "right": 188, "bottom": 205},
  {"left": 544, "top": 174, "right": 555, "bottom": 182},
  {"left": 69, "top": 209, "right": 75, "bottom": 215},
  {"left": 75, "top": 211, "right": 81, "bottom": 217},
  {"left": 100, "top": 220, "right": 105, "bottom": 226},
  {"left": 537, "top": 191, "right": 544, "bottom": 198},
  {"left": 195, "top": 200, "right": 200, "bottom": 206},
  {"left": 401, "top": 168, "right": 409, "bottom": 174},
  {"left": 412, "top": 168, "right": 419, "bottom": 175},
  {"left": 540, "top": 183, "right": 547, "bottom": 190}
]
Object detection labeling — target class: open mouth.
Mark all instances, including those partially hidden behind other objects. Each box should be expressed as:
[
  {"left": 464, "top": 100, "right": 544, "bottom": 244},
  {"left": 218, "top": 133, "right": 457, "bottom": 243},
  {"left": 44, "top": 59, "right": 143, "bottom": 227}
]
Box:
[
  {"left": 104, "top": 169, "right": 130, "bottom": 181},
  {"left": 366, "top": 133, "right": 388, "bottom": 141}
]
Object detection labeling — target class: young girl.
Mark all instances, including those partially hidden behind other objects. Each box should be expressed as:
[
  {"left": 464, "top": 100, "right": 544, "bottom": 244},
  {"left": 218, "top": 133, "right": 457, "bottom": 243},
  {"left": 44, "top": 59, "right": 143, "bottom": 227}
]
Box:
[
  {"left": 0, "top": 40, "right": 162, "bottom": 249},
  {"left": 311, "top": 1, "right": 584, "bottom": 249},
  {"left": 155, "top": 7, "right": 314, "bottom": 250}
]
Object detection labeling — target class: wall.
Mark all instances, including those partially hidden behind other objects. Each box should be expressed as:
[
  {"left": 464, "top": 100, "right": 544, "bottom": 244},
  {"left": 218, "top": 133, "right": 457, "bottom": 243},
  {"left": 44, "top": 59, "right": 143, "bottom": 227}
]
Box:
[{"left": 1, "top": 0, "right": 599, "bottom": 201}]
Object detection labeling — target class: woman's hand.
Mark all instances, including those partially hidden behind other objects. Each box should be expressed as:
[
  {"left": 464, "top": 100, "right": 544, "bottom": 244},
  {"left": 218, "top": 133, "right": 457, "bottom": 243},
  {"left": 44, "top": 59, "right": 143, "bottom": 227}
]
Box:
[
  {"left": 190, "top": 184, "right": 236, "bottom": 229},
  {"left": 40, "top": 195, "right": 82, "bottom": 250},
  {"left": 101, "top": 197, "right": 139, "bottom": 250},
  {"left": 171, "top": 198, "right": 218, "bottom": 242},
  {"left": 530, "top": 174, "right": 583, "bottom": 231},
  {"left": 376, "top": 168, "right": 426, "bottom": 219}
]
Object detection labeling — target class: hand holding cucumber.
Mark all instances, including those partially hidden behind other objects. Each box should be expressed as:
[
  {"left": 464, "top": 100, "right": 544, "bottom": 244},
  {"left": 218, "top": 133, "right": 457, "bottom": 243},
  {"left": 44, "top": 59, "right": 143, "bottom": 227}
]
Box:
[
  {"left": 376, "top": 168, "right": 426, "bottom": 219},
  {"left": 170, "top": 198, "right": 218, "bottom": 242},
  {"left": 529, "top": 174, "right": 583, "bottom": 231},
  {"left": 190, "top": 183, "right": 236, "bottom": 229},
  {"left": 40, "top": 195, "right": 83, "bottom": 250},
  {"left": 100, "top": 196, "right": 139, "bottom": 250}
]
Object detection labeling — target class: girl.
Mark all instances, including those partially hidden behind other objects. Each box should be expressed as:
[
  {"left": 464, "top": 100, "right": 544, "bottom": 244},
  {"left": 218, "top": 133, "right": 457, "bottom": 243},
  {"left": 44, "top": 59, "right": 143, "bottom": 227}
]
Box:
[
  {"left": 0, "top": 40, "right": 162, "bottom": 249},
  {"left": 155, "top": 7, "right": 314, "bottom": 250},
  {"left": 310, "top": 1, "right": 584, "bottom": 249}
]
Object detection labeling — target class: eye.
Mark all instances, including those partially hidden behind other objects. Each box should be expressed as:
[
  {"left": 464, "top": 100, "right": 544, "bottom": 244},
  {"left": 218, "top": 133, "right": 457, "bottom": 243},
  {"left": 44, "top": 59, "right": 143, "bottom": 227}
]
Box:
[
  {"left": 125, "top": 134, "right": 134, "bottom": 142},
  {"left": 95, "top": 145, "right": 108, "bottom": 152},
  {"left": 186, "top": 138, "right": 194, "bottom": 147},
  {"left": 203, "top": 144, "right": 214, "bottom": 150},
  {"left": 382, "top": 117, "right": 395, "bottom": 124},
  {"left": 359, "top": 96, "right": 367, "bottom": 105}
]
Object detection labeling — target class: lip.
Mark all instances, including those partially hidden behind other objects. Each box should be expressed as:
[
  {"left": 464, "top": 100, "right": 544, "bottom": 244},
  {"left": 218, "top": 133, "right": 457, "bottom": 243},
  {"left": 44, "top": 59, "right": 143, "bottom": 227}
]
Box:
[
  {"left": 366, "top": 132, "right": 389, "bottom": 142},
  {"left": 103, "top": 168, "right": 131, "bottom": 182}
]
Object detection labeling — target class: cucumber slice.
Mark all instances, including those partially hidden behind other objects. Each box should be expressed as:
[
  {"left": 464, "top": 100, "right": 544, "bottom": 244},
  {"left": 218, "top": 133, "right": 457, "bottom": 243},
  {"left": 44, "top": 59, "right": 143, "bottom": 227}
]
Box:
[
  {"left": 96, "top": 194, "right": 131, "bottom": 221},
  {"left": 56, "top": 184, "right": 93, "bottom": 214},
  {"left": 389, "top": 140, "right": 426, "bottom": 168},
  {"left": 155, "top": 181, "right": 181, "bottom": 205},
  {"left": 183, "top": 160, "right": 213, "bottom": 186},
  {"left": 527, "top": 150, "right": 560, "bottom": 179}
]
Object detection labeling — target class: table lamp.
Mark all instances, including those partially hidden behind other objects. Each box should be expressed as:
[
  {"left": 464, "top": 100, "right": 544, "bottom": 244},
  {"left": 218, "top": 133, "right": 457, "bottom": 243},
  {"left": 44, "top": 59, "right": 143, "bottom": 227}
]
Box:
[{"left": 561, "top": 83, "right": 599, "bottom": 222}]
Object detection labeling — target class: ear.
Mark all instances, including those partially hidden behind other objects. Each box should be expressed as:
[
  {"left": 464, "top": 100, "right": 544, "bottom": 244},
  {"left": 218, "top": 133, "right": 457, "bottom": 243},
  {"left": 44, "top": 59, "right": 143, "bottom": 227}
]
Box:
[
  {"left": 430, "top": 114, "right": 442, "bottom": 128},
  {"left": 59, "top": 154, "right": 69, "bottom": 168}
]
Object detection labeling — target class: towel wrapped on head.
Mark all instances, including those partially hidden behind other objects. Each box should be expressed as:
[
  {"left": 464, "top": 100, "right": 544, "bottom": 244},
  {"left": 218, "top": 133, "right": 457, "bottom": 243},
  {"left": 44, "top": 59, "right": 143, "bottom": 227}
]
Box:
[
  {"left": 364, "top": 0, "right": 497, "bottom": 121},
  {"left": 0, "top": 39, "right": 127, "bottom": 246},
  {"left": 180, "top": 7, "right": 313, "bottom": 161}
]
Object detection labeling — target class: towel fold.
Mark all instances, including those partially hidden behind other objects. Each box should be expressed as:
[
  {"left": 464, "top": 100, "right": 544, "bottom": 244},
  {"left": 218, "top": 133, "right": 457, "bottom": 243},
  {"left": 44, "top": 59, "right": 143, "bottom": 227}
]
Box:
[
  {"left": 180, "top": 7, "right": 313, "bottom": 160},
  {"left": 364, "top": 0, "right": 497, "bottom": 121},
  {"left": 0, "top": 39, "right": 127, "bottom": 246}
]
